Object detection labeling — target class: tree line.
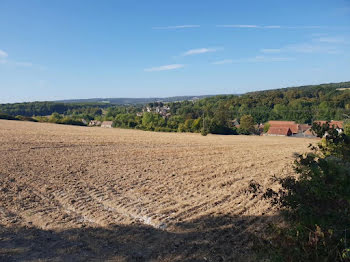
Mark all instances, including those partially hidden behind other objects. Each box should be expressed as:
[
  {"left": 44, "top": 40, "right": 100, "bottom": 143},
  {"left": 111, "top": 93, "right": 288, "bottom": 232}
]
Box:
[
  {"left": 106, "top": 82, "right": 350, "bottom": 134},
  {"left": 1, "top": 81, "right": 350, "bottom": 134}
]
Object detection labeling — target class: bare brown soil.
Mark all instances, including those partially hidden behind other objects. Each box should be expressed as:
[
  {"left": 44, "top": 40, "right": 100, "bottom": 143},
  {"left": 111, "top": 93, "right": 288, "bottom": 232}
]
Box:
[{"left": 0, "top": 120, "right": 313, "bottom": 261}]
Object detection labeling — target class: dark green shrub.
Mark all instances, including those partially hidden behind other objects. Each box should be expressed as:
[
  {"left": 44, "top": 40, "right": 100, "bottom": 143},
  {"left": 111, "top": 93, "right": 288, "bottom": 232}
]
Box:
[
  {"left": 15, "top": 115, "right": 38, "bottom": 122},
  {"left": 201, "top": 128, "right": 208, "bottom": 136},
  {"left": 59, "top": 117, "right": 86, "bottom": 126},
  {"left": 154, "top": 127, "right": 174, "bottom": 132},
  {"left": 345, "top": 122, "right": 350, "bottom": 136},
  {"left": 237, "top": 127, "right": 251, "bottom": 135},
  {"left": 0, "top": 112, "right": 17, "bottom": 120},
  {"left": 258, "top": 123, "right": 350, "bottom": 261}
]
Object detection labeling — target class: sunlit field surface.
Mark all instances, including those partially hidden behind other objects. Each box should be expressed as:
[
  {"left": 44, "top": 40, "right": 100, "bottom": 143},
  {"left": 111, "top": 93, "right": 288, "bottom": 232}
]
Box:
[{"left": 0, "top": 120, "right": 313, "bottom": 261}]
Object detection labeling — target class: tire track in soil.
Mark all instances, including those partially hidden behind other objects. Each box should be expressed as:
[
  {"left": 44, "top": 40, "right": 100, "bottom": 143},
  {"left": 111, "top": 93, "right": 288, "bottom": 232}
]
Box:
[{"left": 0, "top": 120, "right": 313, "bottom": 260}]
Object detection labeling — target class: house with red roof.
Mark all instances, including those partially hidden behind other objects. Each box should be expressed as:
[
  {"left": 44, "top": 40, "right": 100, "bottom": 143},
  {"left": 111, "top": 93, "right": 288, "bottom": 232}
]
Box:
[
  {"left": 268, "top": 121, "right": 299, "bottom": 134},
  {"left": 267, "top": 126, "right": 292, "bottom": 136},
  {"left": 314, "top": 120, "right": 343, "bottom": 129}
]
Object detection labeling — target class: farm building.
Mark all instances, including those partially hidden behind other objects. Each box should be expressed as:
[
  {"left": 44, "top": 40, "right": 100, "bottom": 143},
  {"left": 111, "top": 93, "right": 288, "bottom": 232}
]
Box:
[
  {"left": 303, "top": 128, "right": 316, "bottom": 137},
  {"left": 314, "top": 120, "right": 345, "bottom": 136},
  {"left": 101, "top": 121, "right": 113, "bottom": 128},
  {"left": 314, "top": 120, "right": 343, "bottom": 129},
  {"left": 266, "top": 120, "right": 344, "bottom": 138},
  {"left": 89, "top": 120, "right": 102, "bottom": 126},
  {"left": 267, "top": 126, "right": 292, "bottom": 136},
  {"left": 268, "top": 121, "right": 299, "bottom": 134},
  {"left": 256, "top": 123, "right": 264, "bottom": 134},
  {"left": 228, "top": 119, "right": 240, "bottom": 128},
  {"left": 299, "top": 124, "right": 311, "bottom": 133}
]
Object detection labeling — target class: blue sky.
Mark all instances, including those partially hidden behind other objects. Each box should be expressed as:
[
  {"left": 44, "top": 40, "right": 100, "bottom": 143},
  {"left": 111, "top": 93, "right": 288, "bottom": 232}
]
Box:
[{"left": 0, "top": 0, "right": 350, "bottom": 103}]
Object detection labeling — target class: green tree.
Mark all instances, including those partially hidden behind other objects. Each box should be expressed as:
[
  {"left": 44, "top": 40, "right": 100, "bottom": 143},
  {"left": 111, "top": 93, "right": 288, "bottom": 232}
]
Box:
[
  {"left": 344, "top": 122, "right": 350, "bottom": 136},
  {"left": 178, "top": 123, "right": 186, "bottom": 132},
  {"left": 49, "top": 112, "right": 62, "bottom": 123},
  {"left": 317, "top": 101, "right": 332, "bottom": 120},
  {"left": 263, "top": 123, "right": 270, "bottom": 133},
  {"left": 166, "top": 115, "right": 184, "bottom": 130},
  {"left": 239, "top": 115, "right": 255, "bottom": 134},
  {"left": 114, "top": 113, "right": 137, "bottom": 128},
  {"left": 192, "top": 117, "right": 202, "bottom": 132},
  {"left": 141, "top": 112, "right": 165, "bottom": 130},
  {"left": 184, "top": 119, "right": 194, "bottom": 132}
]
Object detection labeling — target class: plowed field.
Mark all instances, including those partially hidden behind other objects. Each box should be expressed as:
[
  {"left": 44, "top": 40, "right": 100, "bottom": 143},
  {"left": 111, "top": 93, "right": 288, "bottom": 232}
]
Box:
[{"left": 0, "top": 120, "right": 313, "bottom": 261}]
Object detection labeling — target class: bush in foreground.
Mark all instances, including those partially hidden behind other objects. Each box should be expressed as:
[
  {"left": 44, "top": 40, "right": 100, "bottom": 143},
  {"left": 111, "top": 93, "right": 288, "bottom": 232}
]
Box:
[{"left": 251, "top": 122, "right": 350, "bottom": 261}]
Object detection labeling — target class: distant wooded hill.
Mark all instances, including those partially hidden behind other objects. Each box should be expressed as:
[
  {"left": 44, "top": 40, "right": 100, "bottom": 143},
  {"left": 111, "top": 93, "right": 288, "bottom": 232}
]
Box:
[
  {"left": 1, "top": 81, "right": 349, "bottom": 128},
  {"left": 55, "top": 95, "right": 213, "bottom": 104}
]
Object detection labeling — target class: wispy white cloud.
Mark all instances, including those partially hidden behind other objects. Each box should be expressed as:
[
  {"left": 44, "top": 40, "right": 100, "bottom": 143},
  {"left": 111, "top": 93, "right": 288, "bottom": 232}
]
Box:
[
  {"left": 261, "top": 48, "right": 281, "bottom": 53},
  {"left": 14, "top": 61, "right": 33, "bottom": 67},
  {"left": 217, "top": 24, "right": 259, "bottom": 28},
  {"left": 213, "top": 56, "right": 295, "bottom": 64},
  {"left": 0, "top": 49, "right": 8, "bottom": 58},
  {"left": 0, "top": 49, "right": 8, "bottom": 64},
  {"left": 317, "top": 36, "right": 346, "bottom": 44},
  {"left": 217, "top": 25, "right": 327, "bottom": 29},
  {"left": 285, "top": 43, "right": 339, "bottom": 54},
  {"left": 264, "top": 25, "right": 281, "bottom": 29},
  {"left": 182, "top": 47, "right": 219, "bottom": 56},
  {"left": 286, "top": 26, "right": 325, "bottom": 29},
  {"left": 0, "top": 49, "right": 43, "bottom": 69},
  {"left": 212, "top": 55, "right": 295, "bottom": 65},
  {"left": 144, "top": 64, "right": 184, "bottom": 72},
  {"left": 232, "top": 56, "right": 295, "bottom": 63},
  {"left": 257, "top": 56, "right": 295, "bottom": 62},
  {"left": 212, "top": 59, "right": 233, "bottom": 65},
  {"left": 311, "top": 33, "right": 328, "bottom": 37},
  {"left": 262, "top": 37, "right": 345, "bottom": 55},
  {"left": 152, "top": 25, "right": 200, "bottom": 29}
]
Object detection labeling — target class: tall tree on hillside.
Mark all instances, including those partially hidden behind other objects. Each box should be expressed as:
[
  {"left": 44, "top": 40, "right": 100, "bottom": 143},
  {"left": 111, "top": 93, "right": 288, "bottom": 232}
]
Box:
[{"left": 239, "top": 115, "right": 255, "bottom": 134}]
